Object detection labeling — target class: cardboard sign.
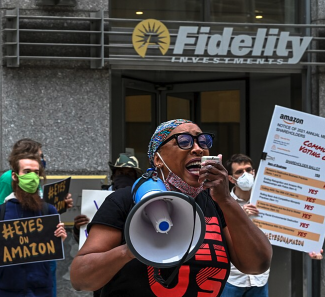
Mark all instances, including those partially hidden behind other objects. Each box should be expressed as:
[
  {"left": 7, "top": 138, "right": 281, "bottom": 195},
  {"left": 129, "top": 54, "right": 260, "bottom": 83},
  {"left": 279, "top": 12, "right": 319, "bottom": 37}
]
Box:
[
  {"left": 43, "top": 177, "right": 71, "bottom": 214},
  {"left": 0, "top": 214, "right": 64, "bottom": 267},
  {"left": 78, "top": 190, "right": 113, "bottom": 250},
  {"left": 250, "top": 105, "right": 325, "bottom": 253}
]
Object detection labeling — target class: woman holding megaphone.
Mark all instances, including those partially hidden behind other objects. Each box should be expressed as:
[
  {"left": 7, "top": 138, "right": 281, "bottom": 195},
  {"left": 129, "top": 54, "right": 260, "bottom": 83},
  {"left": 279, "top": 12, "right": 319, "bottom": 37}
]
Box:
[{"left": 70, "top": 119, "right": 272, "bottom": 297}]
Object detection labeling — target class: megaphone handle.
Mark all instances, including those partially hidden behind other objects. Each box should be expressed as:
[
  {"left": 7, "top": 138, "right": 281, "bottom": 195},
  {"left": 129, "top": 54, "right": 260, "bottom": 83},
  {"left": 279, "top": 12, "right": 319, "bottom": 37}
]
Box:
[{"left": 153, "top": 196, "right": 197, "bottom": 288}]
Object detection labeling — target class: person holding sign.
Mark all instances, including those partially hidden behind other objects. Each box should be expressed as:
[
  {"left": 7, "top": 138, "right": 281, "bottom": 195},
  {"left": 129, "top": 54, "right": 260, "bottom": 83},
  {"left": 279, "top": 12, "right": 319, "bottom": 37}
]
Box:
[
  {"left": 0, "top": 138, "right": 73, "bottom": 209},
  {"left": 0, "top": 152, "right": 67, "bottom": 297},
  {"left": 0, "top": 138, "right": 72, "bottom": 297},
  {"left": 221, "top": 154, "right": 270, "bottom": 297},
  {"left": 70, "top": 119, "right": 272, "bottom": 297}
]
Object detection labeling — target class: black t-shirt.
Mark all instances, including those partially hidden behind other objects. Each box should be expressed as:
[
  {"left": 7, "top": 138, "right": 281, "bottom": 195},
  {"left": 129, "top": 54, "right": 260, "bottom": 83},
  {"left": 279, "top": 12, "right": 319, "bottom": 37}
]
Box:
[{"left": 88, "top": 187, "right": 230, "bottom": 297}]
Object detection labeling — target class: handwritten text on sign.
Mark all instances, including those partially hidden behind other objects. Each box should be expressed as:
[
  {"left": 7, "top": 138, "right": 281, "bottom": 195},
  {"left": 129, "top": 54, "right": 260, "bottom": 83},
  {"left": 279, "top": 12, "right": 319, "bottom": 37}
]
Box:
[
  {"left": 0, "top": 214, "right": 64, "bottom": 267},
  {"left": 43, "top": 177, "right": 71, "bottom": 214},
  {"left": 79, "top": 190, "right": 113, "bottom": 250}
]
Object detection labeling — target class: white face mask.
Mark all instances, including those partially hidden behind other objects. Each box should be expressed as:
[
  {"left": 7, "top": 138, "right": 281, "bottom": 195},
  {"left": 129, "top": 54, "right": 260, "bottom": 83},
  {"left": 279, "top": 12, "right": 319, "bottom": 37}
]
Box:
[{"left": 233, "top": 172, "right": 254, "bottom": 191}]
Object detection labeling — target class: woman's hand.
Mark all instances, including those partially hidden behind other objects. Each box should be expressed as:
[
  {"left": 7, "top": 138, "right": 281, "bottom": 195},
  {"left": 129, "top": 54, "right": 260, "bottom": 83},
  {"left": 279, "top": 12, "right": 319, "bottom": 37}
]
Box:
[
  {"left": 55, "top": 222, "right": 67, "bottom": 241},
  {"left": 199, "top": 154, "right": 272, "bottom": 275},
  {"left": 198, "top": 154, "right": 231, "bottom": 203}
]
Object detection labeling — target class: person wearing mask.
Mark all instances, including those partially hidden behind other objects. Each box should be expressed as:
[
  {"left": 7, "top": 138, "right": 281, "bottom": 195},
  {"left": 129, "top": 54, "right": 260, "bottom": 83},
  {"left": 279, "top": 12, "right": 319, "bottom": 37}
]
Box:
[
  {"left": 0, "top": 138, "right": 73, "bottom": 207},
  {"left": 221, "top": 153, "right": 269, "bottom": 297},
  {"left": 0, "top": 138, "right": 73, "bottom": 297},
  {"left": 0, "top": 152, "right": 67, "bottom": 297},
  {"left": 70, "top": 119, "right": 272, "bottom": 297},
  {"left": 108, "top": 153, "right": 143, "bottom": 190}
]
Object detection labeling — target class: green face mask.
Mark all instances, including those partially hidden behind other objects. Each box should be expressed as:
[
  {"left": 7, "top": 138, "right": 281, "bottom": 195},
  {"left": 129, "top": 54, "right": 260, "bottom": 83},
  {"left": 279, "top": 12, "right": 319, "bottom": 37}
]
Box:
[{"left": 16, "top": 172, "right": 40, "bottom": 194}]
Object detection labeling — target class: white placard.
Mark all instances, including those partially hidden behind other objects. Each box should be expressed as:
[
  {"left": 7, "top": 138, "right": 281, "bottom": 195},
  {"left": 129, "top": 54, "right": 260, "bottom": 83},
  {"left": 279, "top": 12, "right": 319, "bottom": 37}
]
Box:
[
  {"left": 79, "top": 190, "right": 113, "bottom": 250},
  {"left": 250, "top": 105, "right": 325, "bottom": 253}
]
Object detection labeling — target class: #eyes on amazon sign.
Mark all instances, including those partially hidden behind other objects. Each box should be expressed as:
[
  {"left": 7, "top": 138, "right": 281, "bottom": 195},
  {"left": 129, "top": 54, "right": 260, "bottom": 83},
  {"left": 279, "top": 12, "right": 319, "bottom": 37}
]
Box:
[
  {"left": 0, "top": 215, "right": 64, "bottom": 267},
  {"left": 132, "top": 19, "right": 312, "bottom": 65}
]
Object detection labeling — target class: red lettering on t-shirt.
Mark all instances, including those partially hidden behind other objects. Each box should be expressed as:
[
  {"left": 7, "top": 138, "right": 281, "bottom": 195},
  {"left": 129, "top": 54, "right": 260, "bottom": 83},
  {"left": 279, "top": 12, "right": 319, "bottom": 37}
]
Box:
[
  {"left": 195, "top": 243, "right": 212, "bottom": 261},
  {"left": 213, "top": 245, "right": 228, "bottom": 263},
  {"left": 148, "top": 265, "right": 190, "bottom": 297},
  {"left": 205, "top": 217, "right": 222, "bottom": 241},
  {"left": 196, "top": 267, "right": 227, "bottom": 296}
]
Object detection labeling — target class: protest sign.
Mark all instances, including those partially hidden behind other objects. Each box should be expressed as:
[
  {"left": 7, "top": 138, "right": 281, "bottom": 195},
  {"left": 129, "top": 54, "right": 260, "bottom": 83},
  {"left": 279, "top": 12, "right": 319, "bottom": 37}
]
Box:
[
  {"left": 0, "top": 214, "right": 64, "bottom": 267},
  {"left": 43, "top": 177, "right": 71, "bottom": 214},
  {"left": 79, "top": 190, "right": 113, "bottom": 249},
  {"left": 250, "top": 105, "right": 325, "bottom": 253}
]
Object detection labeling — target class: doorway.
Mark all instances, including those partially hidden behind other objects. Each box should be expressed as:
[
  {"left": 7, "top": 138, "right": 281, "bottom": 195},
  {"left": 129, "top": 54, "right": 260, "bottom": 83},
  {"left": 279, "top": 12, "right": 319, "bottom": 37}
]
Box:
[{"left": 112, "top": 76, "right": 247, "bottom": 171}]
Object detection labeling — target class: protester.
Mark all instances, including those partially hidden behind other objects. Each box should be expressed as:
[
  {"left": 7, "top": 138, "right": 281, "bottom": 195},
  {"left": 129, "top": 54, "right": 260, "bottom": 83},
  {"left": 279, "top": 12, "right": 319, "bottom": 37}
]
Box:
[
  {"left": 0, "top": 138, "right": 41, "bottom": 203},
  {"left": 0, "top": 138, "right": 73, "bottom": 297},
  {"left": 70, "top": 119, "right": 272, "bottom": 297},
  {"left": 0, "top": 152, "right": 67, "bottom": 297},
  {"left": 107, "top": 153, "right": 143, "bottom": 190},
  {"left": 221, "top": 153, "right": 269, "bottom": 297},
  {"left": 73, "top": 153, "right": 142, "bottom": 297},
  {"left": 0, "top": 138, "right": 73, "bottom": 208}
]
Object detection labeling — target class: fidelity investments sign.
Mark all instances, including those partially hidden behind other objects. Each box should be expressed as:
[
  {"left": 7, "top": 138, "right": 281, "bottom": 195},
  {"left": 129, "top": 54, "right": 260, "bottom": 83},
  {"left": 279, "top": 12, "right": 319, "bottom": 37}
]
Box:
[{"left": 132, "top": 19, "right": 312, "bottom": 65}]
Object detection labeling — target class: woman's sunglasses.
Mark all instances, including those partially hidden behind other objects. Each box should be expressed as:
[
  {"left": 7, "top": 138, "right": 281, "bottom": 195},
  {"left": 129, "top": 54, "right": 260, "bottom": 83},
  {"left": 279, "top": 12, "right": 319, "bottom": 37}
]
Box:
[{"left": 158, "top": 133, "right": 214, "bottom": 150}]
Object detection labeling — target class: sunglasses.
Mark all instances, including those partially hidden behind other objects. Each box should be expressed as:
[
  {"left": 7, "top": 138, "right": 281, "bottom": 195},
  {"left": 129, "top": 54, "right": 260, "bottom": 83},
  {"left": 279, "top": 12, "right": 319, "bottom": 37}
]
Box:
[{"left": 158, "top": 133, "right": 214, "bottom": 150}]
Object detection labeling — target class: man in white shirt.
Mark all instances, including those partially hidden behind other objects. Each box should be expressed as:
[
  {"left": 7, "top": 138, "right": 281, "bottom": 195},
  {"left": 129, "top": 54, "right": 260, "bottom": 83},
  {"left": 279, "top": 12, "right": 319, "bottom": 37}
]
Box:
[{"left": 221, "top": 154, "right": 269, "bottom": 297}]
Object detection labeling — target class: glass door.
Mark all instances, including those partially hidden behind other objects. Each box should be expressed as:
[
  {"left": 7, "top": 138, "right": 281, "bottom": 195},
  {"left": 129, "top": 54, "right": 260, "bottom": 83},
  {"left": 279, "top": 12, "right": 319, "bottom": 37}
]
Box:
[
  {"left": 161, "top": 80, "right": 246, "bottom": 163},
  {"left": 120, "top": 78, "right": 246, "bottom": 170}
]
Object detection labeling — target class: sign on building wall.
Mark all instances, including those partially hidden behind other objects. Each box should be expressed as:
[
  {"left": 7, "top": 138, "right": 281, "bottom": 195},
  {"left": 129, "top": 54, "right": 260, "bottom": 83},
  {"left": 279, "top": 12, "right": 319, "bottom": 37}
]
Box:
[
  {"left": 250, "top": 106, "right": 325, "bottom": 253},
  {"left": 132, "top": 19, "right": 313, "bottom": 65}
]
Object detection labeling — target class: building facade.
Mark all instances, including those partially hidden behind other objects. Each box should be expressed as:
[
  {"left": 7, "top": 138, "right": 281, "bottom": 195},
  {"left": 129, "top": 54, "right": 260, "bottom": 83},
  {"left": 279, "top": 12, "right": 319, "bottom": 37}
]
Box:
[{"left": 1, "top": 1, "right": 325, "bottom": 296}]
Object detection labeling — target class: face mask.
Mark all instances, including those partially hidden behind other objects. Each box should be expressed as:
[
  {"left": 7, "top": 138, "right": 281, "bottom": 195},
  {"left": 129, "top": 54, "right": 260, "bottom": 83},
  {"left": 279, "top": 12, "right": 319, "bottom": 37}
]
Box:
[
  {"left": 113, "top": 175, "right": 136, "bottom": 190},
  {"left": 233, "top": 172, "right": 254, "bottom": 191},
  {"left": 156, "top": 152, "right": 203, "bottom": 199},
  {"left": 16, "top": 172, "right": 40, "bottom": 194}
]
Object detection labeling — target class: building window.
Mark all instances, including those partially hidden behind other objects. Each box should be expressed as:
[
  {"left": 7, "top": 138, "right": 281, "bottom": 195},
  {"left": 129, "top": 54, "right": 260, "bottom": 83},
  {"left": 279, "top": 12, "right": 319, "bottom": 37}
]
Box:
[{"left": 110, "top": 0, "right": 303, "bottom": 24}]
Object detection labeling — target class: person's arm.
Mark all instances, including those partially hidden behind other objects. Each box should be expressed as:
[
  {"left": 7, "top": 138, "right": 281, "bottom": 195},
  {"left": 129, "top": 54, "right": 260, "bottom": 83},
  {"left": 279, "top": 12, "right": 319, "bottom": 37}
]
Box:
[
  {"left": 200, "top": 156, "right": 272, "bottom": 275},
  {"left": 70, "top": 224, "right": 135, "bottom": 291}
]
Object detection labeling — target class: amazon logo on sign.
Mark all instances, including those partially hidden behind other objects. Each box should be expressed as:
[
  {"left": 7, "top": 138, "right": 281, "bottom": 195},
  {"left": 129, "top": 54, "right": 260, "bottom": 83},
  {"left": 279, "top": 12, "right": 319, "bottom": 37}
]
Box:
[{"left": 280, "top": 114, "right": 304, "bottom": 125}]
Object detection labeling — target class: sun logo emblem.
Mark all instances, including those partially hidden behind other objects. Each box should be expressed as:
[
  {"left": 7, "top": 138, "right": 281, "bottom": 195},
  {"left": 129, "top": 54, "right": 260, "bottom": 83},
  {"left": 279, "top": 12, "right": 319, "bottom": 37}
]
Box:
[{"left": 132, "top": 19, "right": 170, "bottom": 58}]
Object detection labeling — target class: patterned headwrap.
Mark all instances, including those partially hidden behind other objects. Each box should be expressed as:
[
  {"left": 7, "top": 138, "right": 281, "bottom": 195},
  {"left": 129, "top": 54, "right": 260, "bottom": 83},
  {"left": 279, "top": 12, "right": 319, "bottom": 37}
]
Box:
[{"left": 147, "top": 119, "right": 192, "bottom": 167}]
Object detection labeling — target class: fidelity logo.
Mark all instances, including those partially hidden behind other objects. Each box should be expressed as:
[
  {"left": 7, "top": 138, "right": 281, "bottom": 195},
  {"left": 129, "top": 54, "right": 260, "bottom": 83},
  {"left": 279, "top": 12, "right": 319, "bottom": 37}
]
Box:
[
  {"left": 132, "top": 19, "right": 170, "bottom": 58},
  {"left": 132, "top": 19, "right": 312, "bottom": 64}
]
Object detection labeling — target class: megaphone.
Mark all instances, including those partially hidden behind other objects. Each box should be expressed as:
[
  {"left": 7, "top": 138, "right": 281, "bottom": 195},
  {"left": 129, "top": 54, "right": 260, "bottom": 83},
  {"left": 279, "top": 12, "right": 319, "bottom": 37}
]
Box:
[{"left": 125, "top": 171, "right": 206, "bottom": 269}]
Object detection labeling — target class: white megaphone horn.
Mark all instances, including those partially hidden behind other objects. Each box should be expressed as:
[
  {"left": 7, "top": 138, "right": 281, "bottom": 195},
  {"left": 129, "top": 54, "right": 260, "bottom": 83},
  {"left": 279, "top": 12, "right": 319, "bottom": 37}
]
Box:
[{"left": 124, "top": 170, "right": 206, "bottom": 269}]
